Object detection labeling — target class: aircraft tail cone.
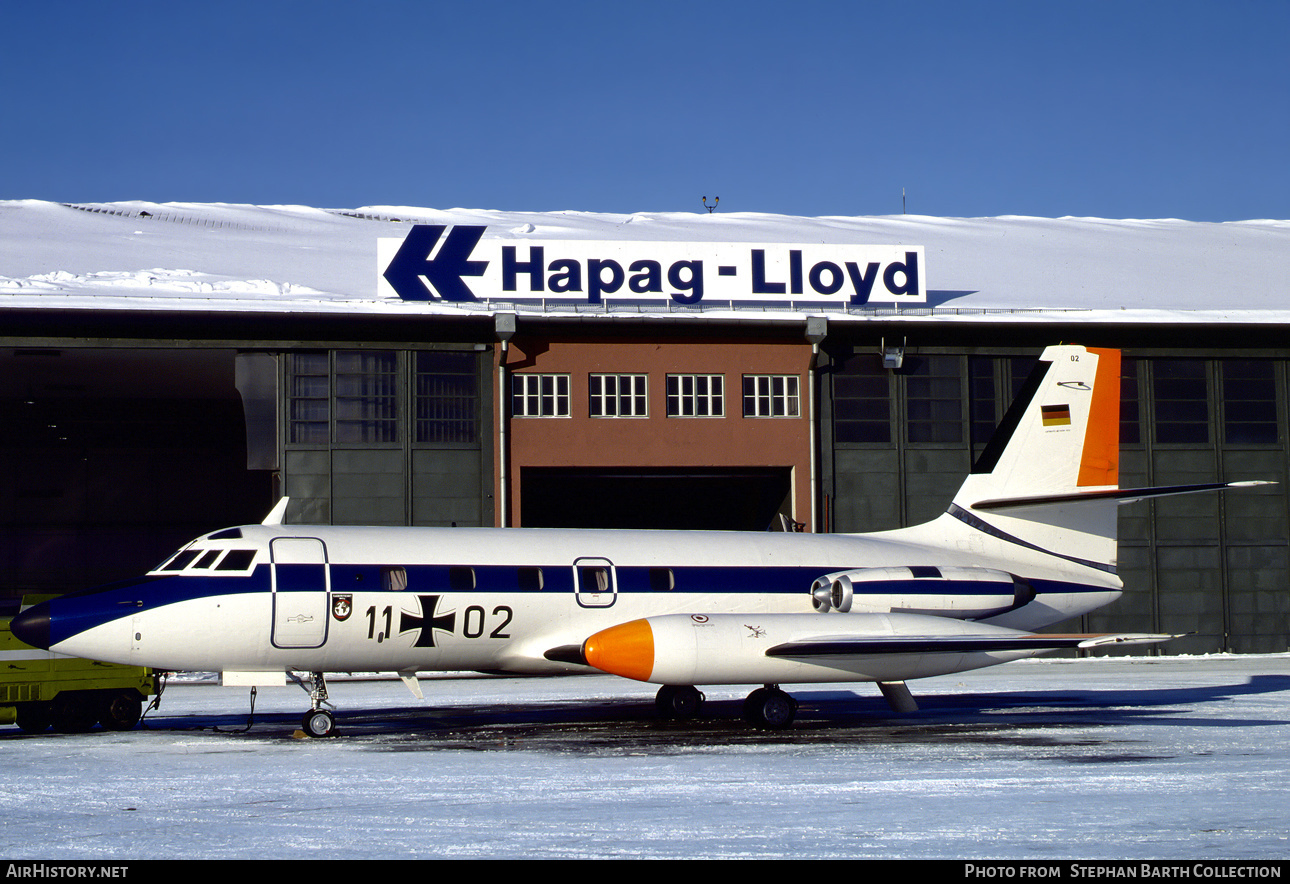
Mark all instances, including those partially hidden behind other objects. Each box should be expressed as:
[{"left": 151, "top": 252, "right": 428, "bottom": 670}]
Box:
[{"left": 583, "top": 619, "right": 655, "bottom": 682}]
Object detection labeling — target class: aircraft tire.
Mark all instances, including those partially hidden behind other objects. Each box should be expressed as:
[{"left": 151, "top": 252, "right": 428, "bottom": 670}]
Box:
[
  {"left": 302, "top": 709, "right": 336, "bottom": 738},
  {"left": 743, "top": 687, "right": 797, "bottom": 730},
  {"left": 655, "top": 685, "right": 704, "bottom": 720},
  {"left": 100, "top": 690, "right": 143, "bottom": 731}
]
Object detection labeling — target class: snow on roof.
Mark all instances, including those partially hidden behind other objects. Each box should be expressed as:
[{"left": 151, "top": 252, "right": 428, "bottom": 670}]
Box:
[{"left": 2, "top": 199, "right": 1288, "bottom": 325}]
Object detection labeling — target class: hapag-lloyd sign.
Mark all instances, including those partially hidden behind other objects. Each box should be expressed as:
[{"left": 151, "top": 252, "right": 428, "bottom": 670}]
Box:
[{"left": 378, "top": 225, "right": 925, "bottom": 307}]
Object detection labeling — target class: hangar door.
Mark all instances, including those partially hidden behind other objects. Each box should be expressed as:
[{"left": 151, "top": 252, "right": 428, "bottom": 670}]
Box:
[{"left": 520, "top": 467, "right": 793, "bottom": 531}]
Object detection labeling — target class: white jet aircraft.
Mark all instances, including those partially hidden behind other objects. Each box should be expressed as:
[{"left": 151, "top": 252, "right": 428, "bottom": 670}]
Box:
[{"left": 12, "top": 345, "right": 1267, "bottom": 736}]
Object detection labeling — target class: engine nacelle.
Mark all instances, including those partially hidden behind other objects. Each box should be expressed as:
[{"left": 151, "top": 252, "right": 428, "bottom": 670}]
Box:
[
  {"left": 582, "top": 612, "right": 1062, "bottom": 687},
  {"left": 809, "top": 565, "right": 1034, "bottom": 619}
]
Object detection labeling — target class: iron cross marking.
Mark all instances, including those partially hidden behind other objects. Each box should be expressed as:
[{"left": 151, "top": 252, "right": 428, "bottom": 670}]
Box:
[{"left": 399, "top": 595, "right": 457, "bottom": 648}]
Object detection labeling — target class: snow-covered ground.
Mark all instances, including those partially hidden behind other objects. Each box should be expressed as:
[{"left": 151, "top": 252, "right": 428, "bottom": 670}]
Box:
[{"left": 4, "top": 654, "right": 1289, "bottom": 860}]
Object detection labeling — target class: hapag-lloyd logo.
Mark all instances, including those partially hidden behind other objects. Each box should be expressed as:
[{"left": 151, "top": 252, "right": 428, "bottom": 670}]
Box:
[{"left": 378, "top": 225, "right": 926, "bottom": 307}]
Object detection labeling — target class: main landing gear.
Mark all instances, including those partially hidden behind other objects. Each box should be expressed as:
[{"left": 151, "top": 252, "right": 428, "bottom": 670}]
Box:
[
  {"left": 655, "top": 684, "right": 705, "bottom": 719},
  {"left": 742, "top": 685, "right": 798, "bottom": 730},
  {"left": 300, "top": 671, "right": 336, "bottom": 738},
  {"left": 654, "top": 683, "right": 799, "bottom": 729}
]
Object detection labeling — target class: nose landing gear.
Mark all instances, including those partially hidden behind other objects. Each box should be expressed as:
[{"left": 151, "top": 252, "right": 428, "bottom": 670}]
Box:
[{"left": 299, "top": 671, "right": 336, "bottom": 738}]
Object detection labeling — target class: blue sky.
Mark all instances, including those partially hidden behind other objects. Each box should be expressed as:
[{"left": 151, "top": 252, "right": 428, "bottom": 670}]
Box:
[{"left": 3, "top": 0, "right": 1286, "bottom": 220}]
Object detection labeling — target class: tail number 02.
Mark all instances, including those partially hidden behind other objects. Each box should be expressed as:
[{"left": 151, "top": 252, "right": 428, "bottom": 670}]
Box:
[{"left": 463, "top": 605, "right": 512, "bottom": 639}]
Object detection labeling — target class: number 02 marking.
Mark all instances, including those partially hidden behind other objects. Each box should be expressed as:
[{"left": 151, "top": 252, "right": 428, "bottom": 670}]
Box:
[{"left": 463, "top": 605, "right": 512, "bottom": 638}]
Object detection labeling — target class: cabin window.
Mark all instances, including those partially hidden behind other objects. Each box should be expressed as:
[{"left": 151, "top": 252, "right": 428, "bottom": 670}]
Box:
[
  {"left": 578, "top": 565, "right": 612, "bottom": 593},
  {"left": 517, "top": 567, "right": 544, "bottom": 591},
  {"left": 649, "top": 568, "right": 675, "bottom": 591},
  {"left": 382, "top": 566, "right": 408, "bottom": 592},
  {"left": 448, "top": 567, "right": 476, "bottom": 591}
]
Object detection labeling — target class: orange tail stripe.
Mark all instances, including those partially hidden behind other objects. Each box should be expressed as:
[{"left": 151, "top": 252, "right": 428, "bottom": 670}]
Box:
[
  {"left": 583, "top": 619, "right": 655, "bottom": 682},
  {"left": 1078, "top": 348, "right": 1121, "bottom": 487}
]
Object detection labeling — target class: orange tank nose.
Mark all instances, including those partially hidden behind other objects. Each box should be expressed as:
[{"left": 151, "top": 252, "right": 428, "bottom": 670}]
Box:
[{"left": 582, "top": 619, "right": 655, "bottom": 682}]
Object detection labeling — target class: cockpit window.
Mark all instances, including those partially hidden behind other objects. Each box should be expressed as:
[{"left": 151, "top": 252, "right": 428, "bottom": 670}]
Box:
[
  {"left": 193, "top": 550, "right": 222, "bottom": 569},
  {"left": 216, "top": 550, "right": 257, "bottom": 571},
  {"left": 159, "top": 549, "right": 202, "bottom": 571}
]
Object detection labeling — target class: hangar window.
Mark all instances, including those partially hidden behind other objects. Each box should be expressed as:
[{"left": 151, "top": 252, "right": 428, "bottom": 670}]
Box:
[
  {"left": 288, "top": 353, "right": 331, "bottom": 444},
  {"left": 288, "top": 350, "right": 401, "bottom": 444},
  {"left": 1153, "top": 359, "right": 1209, "bottom": 444},
  {"left": 742, "top": 375, "right": 799, "bottom": 418},
  {"left": 968, "top": 357, "right": 996, "bottom": 452},
  {"left": 513, "top": 374, "right": 570, "bottom": 417},
  {"left": 905, "top": 355, "right": 963, "bottom": 444},
  {"left": 416, "top": 351, "right": 479, "bottom": 444},
  {"left": 589, "top": 374, "right": 648, "bottom": 417},
  {"left": 1222, "top": 360, "right": 1278, "bottom": 445},
  {"left": 1120, "top": 358, "right": 1141, "bottom": 445},
  {"left": 833, "top": 355, "right": 890, "bottom": 443},
  {"left": 666, "top": 374, "right": 724, "bottom": 417},
  {"left": 335, "top": 351, "right": 399, "bottom": 443}
]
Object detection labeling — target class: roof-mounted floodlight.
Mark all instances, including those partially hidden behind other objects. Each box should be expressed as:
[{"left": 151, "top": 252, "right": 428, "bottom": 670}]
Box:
[{"left": 881, "top": 337, "right": 905, "bottom": 370}]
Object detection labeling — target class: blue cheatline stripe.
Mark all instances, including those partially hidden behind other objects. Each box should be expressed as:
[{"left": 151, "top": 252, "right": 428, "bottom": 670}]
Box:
[
  {"left": 947, "top": 504, "right": 1116, "bottom": 574},
  {"left": 42, "top": 558, "right": 1114, "bottom": 648}
]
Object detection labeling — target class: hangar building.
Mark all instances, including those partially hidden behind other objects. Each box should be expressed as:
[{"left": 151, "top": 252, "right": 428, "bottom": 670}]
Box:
[{"left": 2, "top": 200, "right": 1287, "bottom": 654}]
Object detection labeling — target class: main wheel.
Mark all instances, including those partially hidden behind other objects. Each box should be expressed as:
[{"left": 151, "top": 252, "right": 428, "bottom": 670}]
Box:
[
  {"left": 302, "top": 709, "right": 336, "bottom": 738},
  {"left": 743, "top": 687, "right": 797, "bottom": 730},
  {"left": 655, "top": 685, "right": 705, "bottom": 720}
]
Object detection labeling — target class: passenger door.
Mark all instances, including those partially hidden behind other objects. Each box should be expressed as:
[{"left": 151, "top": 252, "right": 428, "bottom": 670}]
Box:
[{"left": 271, "top": 537, "right": 330, "bottom": 649}]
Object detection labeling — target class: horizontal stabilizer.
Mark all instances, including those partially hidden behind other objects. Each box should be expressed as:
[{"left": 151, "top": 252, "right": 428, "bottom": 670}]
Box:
[
  {"left": 766, "top": 632, "right": 1176, "bottom": 657},
  {"left": 972, "top": 480, "right": 1275, "bottom": 512}
]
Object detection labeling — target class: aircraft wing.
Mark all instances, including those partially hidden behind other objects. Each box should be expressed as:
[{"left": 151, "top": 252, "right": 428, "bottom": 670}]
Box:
[
  {"left": 765, "top": 632, "right": 1175, "bottom": 657},
  {"left": 581, "top": 612, "right": 1178, "bottom": 687}
]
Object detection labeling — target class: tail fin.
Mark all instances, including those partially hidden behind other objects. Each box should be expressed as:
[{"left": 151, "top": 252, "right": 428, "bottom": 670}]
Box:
[{"left": 948, "top": 345, "right": 1123, "bottom": 571}]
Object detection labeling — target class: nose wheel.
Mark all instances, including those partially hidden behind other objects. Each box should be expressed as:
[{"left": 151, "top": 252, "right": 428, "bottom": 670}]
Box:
[
  {"left": 300, "top": 671, "right": 336, "bottom": 738},
  {"left": 302, "top": 708, "right": 336, "bottom": 738}
]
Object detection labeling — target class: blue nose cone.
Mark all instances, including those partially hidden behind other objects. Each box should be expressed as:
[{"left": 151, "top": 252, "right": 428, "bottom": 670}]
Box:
[{"left": 10, "top": 602, "right": 52, "bottom": 650}]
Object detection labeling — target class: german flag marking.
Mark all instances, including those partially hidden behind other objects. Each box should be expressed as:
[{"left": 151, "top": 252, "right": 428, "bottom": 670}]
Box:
[{"left": 1041, "top": 404, "right": 1071, "bottom": 426}]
